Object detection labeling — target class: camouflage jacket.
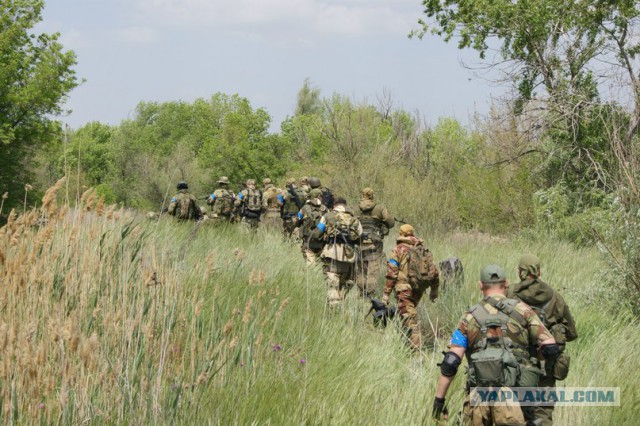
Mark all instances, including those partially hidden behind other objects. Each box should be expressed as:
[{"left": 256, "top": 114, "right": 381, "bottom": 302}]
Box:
[
  {"left": 207, "top": 187, "right": 235, "bottom": 216},
  {"left": 281, "top": 185, "right": 307, "bottom": 219},
  {"left": 385, "top": 235, "right": 422, "bottom": 287},
  {"left": 262, "top": 184, "right": 284, "bottom": 211},
  {"left": 507, "top": 278, "right": 578, "bottom": 346},
  {"left": 353, "top": 199, "right": 395, "bottom": 249},
  {"left": 450, "top": 294, "right": 554, "bottom": 362},
  {"left": 316, "top": 206, "right": 362, "bottom": 263},
  {"left": 298, "top": 200, "right": 327, "bottom": 241}
]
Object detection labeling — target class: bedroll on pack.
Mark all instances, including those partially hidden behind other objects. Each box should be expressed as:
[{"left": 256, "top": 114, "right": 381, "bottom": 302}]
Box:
[
  {"left": 406, "top": 244, "right": 439, "bottom": 291},
  {"left": 327, "top": 211, "right": 359, "bottom": 244}
]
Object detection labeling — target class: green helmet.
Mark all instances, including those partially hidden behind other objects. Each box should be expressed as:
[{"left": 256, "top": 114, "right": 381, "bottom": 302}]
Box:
[
  {"left": 177, "top": 181, "right": 188, "bottom": 190},
  {"left": 518, "top": 254, "right": 540, "bottom": 279},
  {"left": 309, "top": 188, "right": 322, "bottom": 199},
  {"left": 309, "top": 176, "right": 321, "bottom": 188}
]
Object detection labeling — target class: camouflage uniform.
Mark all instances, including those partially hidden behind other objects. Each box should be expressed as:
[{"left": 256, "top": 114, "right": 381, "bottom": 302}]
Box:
[
  {"left": 281, "top": 178, "right": 307, "bottom": 238},
  {"left": 235, "top": 179, "right": 262, "bottom": 231},
  {"left": 315, "top": 201, "right": 363, "bottom": 308},
  {"left": 507, "top": 256, "right": 578, "bottom": 426},
  {"left": 299, "top": 177, "right": 311, "bottom": 198},
  {"left": 206, "top": 176, "right": 235, "bottom": 224},
  {"left": 382, "top": 226, "right": 437, "bottom": 350},
  {"left": 297, "top": 189, "right": 327, "bottom": 264},
  {"left": 261, "top": 178, "right": 284, "bottom": 232},
  {"left": 167, "top": 186, "right": 201, "bottom": 221},
  {"left": 353, "top": 188, "right": 395, "bottom": 297},
  {"left": 452, "top": 294, "right": 555, "bottom": 426}
]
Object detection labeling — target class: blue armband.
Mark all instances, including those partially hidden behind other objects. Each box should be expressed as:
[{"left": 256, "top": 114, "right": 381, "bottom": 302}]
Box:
[
  {"left": 450, "top": 329, "right": 468, "bottom": 349},
  {"left": 316, "top": 222, "right": 326, "bottom": 233},
  {"left": 297, "top": 211, "right": 303, "bottom": 220},
  {"left": 210, "top": 194, "right": 216, "bottom": 201},
  {"left": 237, "top": 192, "right": 244, "bottom": 200},
  {"left": 388, "top": 259, "right": 399, "bottom": 268},
  {"left": 277, "top": 195, "right": 284, "bottom": 203},
  {"left": 170, "top": 197, "right": 177, "bottom": 203}
]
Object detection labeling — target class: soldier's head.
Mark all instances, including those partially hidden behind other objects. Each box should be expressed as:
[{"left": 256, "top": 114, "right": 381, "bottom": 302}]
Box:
[
  {"left": 300, "top": 176, "right": 310, "bottom": 186},
  {"left": 177, "top": 181, "right": 188, "bottom": 191},
  {"left": 245, "top": 179, "right": 256, "bottom": 189},
  {"left": 360, "top": 187, "right": 375, "bottom": 200},
  {"left": 309, "top": 176, "right": 321, "bottom": 189},
  {"left": 399, "top": 224, "right": 414, "bottom": 237},
  {"left": 518, "top": 254, "right": 541, "bottom": 281},
  {"left": 217, "top": 176, "right": 230, "bottom": 186},
  {"left": 479, "top": 264, "right": 508, "bottom": 293},
  {"left": 333, "top": 196, "right": 347, "bottom": 207},
  {"left": 309, "top": 188, "right": 322, "bottom": 201},
  {"left": 262, "top": 178, "right": 272, "bottom": 188},
  {"left": 286, "top": 177, "right": 296, "bottom": 187}
]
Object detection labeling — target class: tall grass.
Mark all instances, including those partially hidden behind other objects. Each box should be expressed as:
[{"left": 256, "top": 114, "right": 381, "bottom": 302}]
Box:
[{"left": 0, "top": 183, "right": 635, "bottom": 424}]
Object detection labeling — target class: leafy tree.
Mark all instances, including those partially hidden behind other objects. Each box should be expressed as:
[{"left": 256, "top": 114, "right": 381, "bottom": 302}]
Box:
[{"left": 0, "top": 0, "right": 78, "bottom": 207}]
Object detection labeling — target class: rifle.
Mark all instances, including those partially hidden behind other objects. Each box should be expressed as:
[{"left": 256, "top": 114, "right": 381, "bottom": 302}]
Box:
[{"left": 366, "top": 296, "right": 396, "bottom": 327}]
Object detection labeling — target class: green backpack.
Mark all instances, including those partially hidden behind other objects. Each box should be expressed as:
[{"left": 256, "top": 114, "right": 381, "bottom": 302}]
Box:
[
  {"left": 467, "top": 298, "right": 524, "bottom": 388},
  {"left": 406, "top": 244, "right": 439, "bottom": 292},
  {"left": 326, "top": 211, "right": 360, "bottom": 244}
]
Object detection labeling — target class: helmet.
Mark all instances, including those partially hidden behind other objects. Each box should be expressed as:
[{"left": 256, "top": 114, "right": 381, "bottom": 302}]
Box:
[
  {"left": 399, "top": 224, "right": 414, "bottom": 236},
  {"left": 309, "top": 177, "right": 321, "bottom": 188},
  {"left": 309, "top": 188, "right": 322, "bottom": 199},
  {"left": 518, "top": 254, "right": 541, "bottom": 278},
  {"left": 262, "top": 178, "right": 272, "bottom": 186},
  {"left": 361, "top": 187, "right": 375, "bottom": 200},
  {"left": 177, "top": 181, "right": 188, "bottom": 190},
  {"left": 217, "top": 176, "right": 230, "bottom": 184}
]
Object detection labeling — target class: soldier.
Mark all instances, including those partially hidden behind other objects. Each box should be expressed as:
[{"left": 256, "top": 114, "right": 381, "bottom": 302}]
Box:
[
  {"left": 353, "top": 187, "right": 395, "bottom": 297},
  {"left": 234, "top": 179, "right": 262, "bottom": 231},
  {"left": 308, "top": 176, "right": 334, "bottom": 209},
  {"left": 314, "top": 197, "right": 362, "bottom": 308},
  {"left": 433, "top": 264, "right": 560, "bottom": 426},
  {"left": 299, "top": 176, "right": 311, "bottom": 196},
  {"left": 507, "top": 254, "right": 578, "bottom": 426},
  {"left": 167, "top": 181, "right": 201, "bottom": 221},
  {"left": 206, "top": 176, "right": 236, "bottom": 223},
  {"left": 281, "top": 177, "right": 307, "bottom": 238},
  {"left": 381, "top": 224, "right": 438, "bottom": 351},
  {"left": 261, "top": 178, "right": 284, "bottom": 232},
  {"left": 297, "top": 188, "right": 328, "bottom": 264}
]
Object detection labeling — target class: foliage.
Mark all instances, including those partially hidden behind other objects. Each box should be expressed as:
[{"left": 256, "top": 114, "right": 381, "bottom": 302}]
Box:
[{"left": 0, "top": 0, "right": 78, "bottom": 209}]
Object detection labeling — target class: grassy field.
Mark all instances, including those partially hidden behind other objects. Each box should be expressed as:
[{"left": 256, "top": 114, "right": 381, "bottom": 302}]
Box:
[{"left": 0, "top": 189, "right": 637, "bottom": 424}]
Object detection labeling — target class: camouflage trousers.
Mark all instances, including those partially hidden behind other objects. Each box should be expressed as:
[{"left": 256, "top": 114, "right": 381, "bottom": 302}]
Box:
[
  {"left": 322, "top": 259, "right": 354, "bottom": 309},
  {"left": 530, "top": 374, "right": 555, "bottom": 426},
  {"left": 240, "top": 217, "right": 260, "bottom": 231},
  {"left": 209, "top": 213, "right": 234, "bottom": 225},
  {"left": 463, "top": 389, "right": 526, "bottom": 426},
  {"left": 262, "top": 209, "right": 282, "bottom": 233},
  {"left": 302, "top": 246, "right": 323, "bottom": 266},
  {"left": 282, "top": 218, "right": 296, "bottom": 238},
  {"left": 355, "top": 248, "right": 382, "bottom": 298},
  {"left": 395, "top": 284, "right": 424, "bottom": 351}
]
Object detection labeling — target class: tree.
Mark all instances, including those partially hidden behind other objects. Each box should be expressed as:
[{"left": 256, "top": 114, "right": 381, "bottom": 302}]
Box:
[{"left": 0, "top": 0, "right": 78, "bottom": 208}]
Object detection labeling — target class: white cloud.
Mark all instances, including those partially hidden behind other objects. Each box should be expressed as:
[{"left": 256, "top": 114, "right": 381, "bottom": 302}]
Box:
[
  {"left": 135, "top": 0, "right": 417, "bottom": 36},
  {"left": 113, "top": 26, "right": 160, "bottom": 44}
]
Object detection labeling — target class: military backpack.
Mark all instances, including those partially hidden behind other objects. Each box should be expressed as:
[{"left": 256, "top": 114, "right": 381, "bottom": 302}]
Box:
[
  {"left": 241, "top": 189, "right": 262, "bottom": 218},
  {"left": 176, "top": 195, "right": 197, "bottom": 220},
  {"left": 359, "top": 208, "right": 383, "bottom": 245},
  {"left": 406, "top": 244, "right": 439, "bottom": 292},
  {"left": 326, "top": 211, "right": 359, "bottom": 244},
  {"left": 210, "top": 190, "right": 234, "bottom": 216}
]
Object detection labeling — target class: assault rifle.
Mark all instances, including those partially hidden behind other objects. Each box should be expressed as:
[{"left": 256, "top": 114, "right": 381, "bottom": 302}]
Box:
[{"left": 366, "top": 296, "right": 396, "bottom": 328}]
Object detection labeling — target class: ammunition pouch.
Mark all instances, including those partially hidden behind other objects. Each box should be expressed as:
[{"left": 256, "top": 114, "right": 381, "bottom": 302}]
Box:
[
  {"left": 517, "top": 359, "right": 543, "bottom": 387},
  {"left": 552, "top": 352, "right": 570, "bottom": 381},
  {"left": 469, "top": 347, "right": 520, "bottom": 388}
]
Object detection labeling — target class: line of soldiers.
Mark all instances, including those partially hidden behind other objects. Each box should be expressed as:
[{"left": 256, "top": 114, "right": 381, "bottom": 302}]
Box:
[{"left": 166, "top": 178, "right": 578, "bottom": 426}]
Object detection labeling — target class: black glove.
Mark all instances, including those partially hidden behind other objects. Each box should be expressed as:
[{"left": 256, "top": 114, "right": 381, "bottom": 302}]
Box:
[{"left": 432, "top": 397, "right": 448, "bottom": 420}]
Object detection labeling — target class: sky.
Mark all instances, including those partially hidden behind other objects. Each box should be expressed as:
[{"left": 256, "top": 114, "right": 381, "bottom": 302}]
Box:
[{"left": 40, "top": 0, "right": 504, "bottom": 132}]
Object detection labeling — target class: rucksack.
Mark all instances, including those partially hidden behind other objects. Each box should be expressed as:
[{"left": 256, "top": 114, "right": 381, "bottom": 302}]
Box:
[
  {"left": 467, "top": 298, "right": 523, "bottom": 388},
  {"left": 212, "top": 190, "right": 234, "bottom": 216},
  {"left": 244, "top": 189, "right": 262, "bottom": 212},
  {"left": 359, "top": 208, "right": 383, "bottom": 245},
  {"left": 321, "top": 188, "right": 334, "bottom": 209},
  {"left": 326, "top": 211, "right": 359, "bottom": 244},
  {"left": 178, "top": 196, "right": 195, "bottom": 220},
  {"left": 302, "top": 205, "right": 326, "bottom": 239},
  {"left": 406, "top": 244, "right": 439, "bottom": 291}
]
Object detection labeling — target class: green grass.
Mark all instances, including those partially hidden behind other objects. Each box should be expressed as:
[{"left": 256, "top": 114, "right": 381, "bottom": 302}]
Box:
[{"left": 0, "top": 205, "right": 635, "bottom": 424}]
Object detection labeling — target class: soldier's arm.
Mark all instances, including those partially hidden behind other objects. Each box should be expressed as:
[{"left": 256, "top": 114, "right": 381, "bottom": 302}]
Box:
[
  {"left": 234, "top": 191, "right": 245, "bottom": 207},
  {"left": 207, "top": 193, "right": 216, "bottom": 205},
  {"left": 381, "top": 206, "right": 395, "bottom": 229},
  {"left": 523, "top": 305, "right": 558, "bottom": 356},
  {"left": 167, "top": 197, "right": 177, "bottom": 215},
  {"left": 559, "top": 294, "right": 578, "bottom": 341}
]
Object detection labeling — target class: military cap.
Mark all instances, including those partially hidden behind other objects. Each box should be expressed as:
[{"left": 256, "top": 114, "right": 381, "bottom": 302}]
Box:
[
  {"left": 263, "top": 178, "right": 272, "bottom": 185},
  {"left": 480, "top": 264, "right": 507, "bottom": 283},
  {"left": 217, "top": 176, "right": 230, "bottom": 184},
  {"left": 399, "top": 224, "right": 414, "bottom": 236},
  {"left": 518, "top": 253, "right": 541, "bottom": 277}
]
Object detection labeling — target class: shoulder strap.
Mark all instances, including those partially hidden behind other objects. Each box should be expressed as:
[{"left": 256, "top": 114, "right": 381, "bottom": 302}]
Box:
[{"left": 484, "top": 297, "right": 528, "bottom": 329}]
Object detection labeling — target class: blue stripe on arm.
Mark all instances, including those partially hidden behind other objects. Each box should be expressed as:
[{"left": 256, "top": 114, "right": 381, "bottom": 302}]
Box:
[
  {"left": 277, "top": 195, "right": 284, "bottom": 203},
  {"left": 317, "top": 222, "right": 326, "bottom": 233},
  {"left": 297, "top": 211, "right": 303, "bottom": 220},
  {"left": 170, "top": 197, "right": 177, "bottom": 203},
  {"left": 210, "top": 194, "right": 216, "bottom": 200},
  {"left": 450, "top": 329, "right": 468, "bottom": 349},
  {"left": 388, "top": 259, "right": 399, "bottom": 267},
  {"left": 238, "top": 192, "right": 244, "bottom": 200}
]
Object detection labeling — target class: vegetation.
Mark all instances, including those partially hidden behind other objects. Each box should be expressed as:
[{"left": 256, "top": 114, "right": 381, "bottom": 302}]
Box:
[{"left": 0, "top": 188, "right": 636, "bottom": 424}]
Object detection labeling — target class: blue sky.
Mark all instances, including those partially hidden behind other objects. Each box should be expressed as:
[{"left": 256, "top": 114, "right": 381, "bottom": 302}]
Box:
[{"left": 40, "top": 0, "right": 503, "bottom": 131}]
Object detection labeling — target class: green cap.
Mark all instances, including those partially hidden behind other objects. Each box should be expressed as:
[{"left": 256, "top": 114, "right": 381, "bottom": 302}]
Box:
[{"left": 480, "top": 264, "right": 506, "bottom": 283}]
